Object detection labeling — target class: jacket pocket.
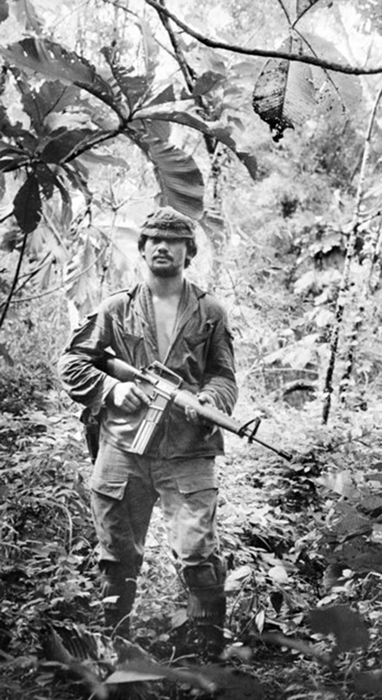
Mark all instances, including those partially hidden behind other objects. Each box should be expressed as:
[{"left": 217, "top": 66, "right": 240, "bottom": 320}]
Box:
[
  {"left": 182, "top": 321, "right": 215, "bottom": 375},
  {"left": 183, "top": 320, "right": 214, "bottom": 349}
]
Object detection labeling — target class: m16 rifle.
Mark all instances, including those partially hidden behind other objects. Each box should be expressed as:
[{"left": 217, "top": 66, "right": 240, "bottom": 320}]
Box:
[{"left": 101, "top": 353, "right": 292, "bottom": 462}]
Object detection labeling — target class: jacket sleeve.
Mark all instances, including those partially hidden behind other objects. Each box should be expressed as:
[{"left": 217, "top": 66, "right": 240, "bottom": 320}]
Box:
[
  {"left": 57, "top": 302, "right": 119, "bottom": 414},
  {"left": 201, "top": 306, "right": 238, "bottom": 415}
]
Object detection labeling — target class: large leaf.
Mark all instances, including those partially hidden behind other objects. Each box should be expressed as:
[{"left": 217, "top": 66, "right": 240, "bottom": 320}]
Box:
[
  {"left": 134, "top": 102, "right": 257, "bottom": 179},
  {"left": 38, "top": 127, "right": 95, "bottom": 164},
  {"left": 19, "top": 79, "right": 81, "bottom": 134},
  {"left": 143, "top": 131, "right": 204, "bottom": 219},
  {"left": 13, "top": 173, "right": 42, "bottom": 233},
  {"left": 303, "top": 32, "right": 362, "bottom": 116},
  {"left": 253, "top": 30, "right": 360, "bottom": 140},
  {"left": 252, "top": 35, "right": 316, "bottom": 141},
  {"left": 0, "top": 38, "right": 116, "bottom": 110}
]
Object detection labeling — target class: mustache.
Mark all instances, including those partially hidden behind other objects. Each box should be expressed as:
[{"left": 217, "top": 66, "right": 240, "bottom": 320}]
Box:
[{"left": 153, "top": 253, "right": 173, "bottom": 261}]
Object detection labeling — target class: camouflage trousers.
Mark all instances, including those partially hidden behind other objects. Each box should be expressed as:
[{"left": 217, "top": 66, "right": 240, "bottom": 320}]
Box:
[{"left": 90, "top": 441, "right": 226, "bottom": 633}]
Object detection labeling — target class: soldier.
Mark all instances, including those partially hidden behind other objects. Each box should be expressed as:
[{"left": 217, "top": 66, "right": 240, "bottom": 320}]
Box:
[{"left": 58, "top": 206, "right": 237, "bottom": 656}]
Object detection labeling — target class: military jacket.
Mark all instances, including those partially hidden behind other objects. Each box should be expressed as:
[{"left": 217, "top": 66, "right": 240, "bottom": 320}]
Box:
[{"left": 58, "top": 280, "right": 238, "bottom": 460}]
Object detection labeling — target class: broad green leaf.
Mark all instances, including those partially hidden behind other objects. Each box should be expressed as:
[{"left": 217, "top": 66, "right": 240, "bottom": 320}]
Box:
[
  {"left": 0, "top": 142, "right": 26, "bottom": 155},
  {"left": 317, "top": 470, "right": 357, "bottom": 498},
  {"left": 106, "top": 656, "right": 218, "bottom": 693},
  {"left": 252, "top": 35, "right": 316, "bottom": 141},
  {"left": 19, "top": 80, "right": 80, "bottom": 133},
  {"left": 0, "top": 38, "right": 116, "bottom": 110},
  {"left": 13, "top": 173, "right": 42, "bottom": 233},
  {"left": 106, "top": 668, "right": 164, "bottom": 683},
  {"left": 268, "top": 564, "right": 289, "bottom": 584},
  {"left": 130, "top": 116, "right": 203, "bottom": 218},
  {"left": 225, "top": 565, "right": 252, "bottom": 592},
  {"left": 145, "top": 135, "right": 204, "bottom": 219},
  {"left": 303, "top": 32, "right": 361, "bottom": 116},
  {"left": 170, "top": 608, "right": 188, "bottom": 629},
  {"left": 39, "top": 127, "right": 95, "bottom": 164},
  {"left": 134, "top": 102, "right": 257, "bottom": 179}
]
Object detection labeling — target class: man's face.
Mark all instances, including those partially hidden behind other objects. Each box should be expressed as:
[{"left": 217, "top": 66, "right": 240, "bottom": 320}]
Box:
[{"left": 143, "top": 236, "right": 189, "bottom": 278}]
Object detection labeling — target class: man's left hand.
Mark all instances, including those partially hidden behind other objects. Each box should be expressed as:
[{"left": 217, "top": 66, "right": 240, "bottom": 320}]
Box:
[{"left": 185, "top": 392, "right": 216, "bottom": 423}]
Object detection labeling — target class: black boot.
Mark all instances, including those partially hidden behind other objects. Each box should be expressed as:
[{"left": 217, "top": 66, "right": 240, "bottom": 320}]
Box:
[
  {"left": 100, "top": 562, "right": 137, "bottom": 638},
  {"left": 184, "top": 559, "right": 227, "bottom": 659},
  {"left": 188, "top": 595, "right": 226, "bottom": 660}
]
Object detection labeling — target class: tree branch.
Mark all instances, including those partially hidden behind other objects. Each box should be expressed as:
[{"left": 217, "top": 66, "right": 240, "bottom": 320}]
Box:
[
  {"left": 155, "top": 0, "right": 196, "bottom": 92},
  {"left": 0, "top": 230, "right": 28, "bottom": 330},
  {"left": 143, "top": 0, "right": 382, "bottom": 75}
]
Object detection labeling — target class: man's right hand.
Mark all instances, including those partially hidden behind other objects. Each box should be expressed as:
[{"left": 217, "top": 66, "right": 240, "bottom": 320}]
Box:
[{"left": 110, "top": 382, "right": 151, "bottom": 414}]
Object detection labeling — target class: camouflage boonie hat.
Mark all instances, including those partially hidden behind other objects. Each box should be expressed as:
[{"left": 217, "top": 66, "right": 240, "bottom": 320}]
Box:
[{"left": 141, "top": 206, "right": 196, "bottom": 239}]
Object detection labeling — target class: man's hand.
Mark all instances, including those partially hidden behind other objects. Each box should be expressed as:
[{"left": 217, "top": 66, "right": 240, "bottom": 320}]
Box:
[
  {"left": 110, "top": 381, "right": 151, "bottom": 414},
  {"left": 185, "top": 392, "right": 217, "bottom": 423}
]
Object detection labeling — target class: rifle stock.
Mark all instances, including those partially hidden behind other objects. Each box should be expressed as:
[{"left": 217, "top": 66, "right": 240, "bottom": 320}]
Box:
[{"left": 103, "top": 354, "right": 292, "bottom": 461}]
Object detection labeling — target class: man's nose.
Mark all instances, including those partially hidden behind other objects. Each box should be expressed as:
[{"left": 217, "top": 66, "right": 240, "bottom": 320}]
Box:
[{"left": 156, "top": 239, "right": 170, "bottom": 251}]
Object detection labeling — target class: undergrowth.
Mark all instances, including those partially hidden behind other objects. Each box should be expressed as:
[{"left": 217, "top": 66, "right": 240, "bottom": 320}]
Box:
[
  {"left": 2, "top": 379, "right": 382, "bottom": 699},
  {"left": 2, "top": 298, "right": 382, "bottom": 698}
]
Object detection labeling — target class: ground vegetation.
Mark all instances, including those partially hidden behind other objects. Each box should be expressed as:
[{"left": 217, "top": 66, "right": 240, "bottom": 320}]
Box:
[{"left": 2, "top": 1, "right": 382, "bottom": 698}]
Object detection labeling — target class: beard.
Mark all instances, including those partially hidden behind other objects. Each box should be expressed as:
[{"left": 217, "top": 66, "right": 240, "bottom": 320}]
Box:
[{"left": 149, "top": 258, "right": 180, "bottom": 277}]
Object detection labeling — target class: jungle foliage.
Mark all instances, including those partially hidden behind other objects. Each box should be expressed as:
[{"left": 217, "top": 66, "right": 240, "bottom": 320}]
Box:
[{"left": 2, "top": 1, "right": 382, "bottom": 699}]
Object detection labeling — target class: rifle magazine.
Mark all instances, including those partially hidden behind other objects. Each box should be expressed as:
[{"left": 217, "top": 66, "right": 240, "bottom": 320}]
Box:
[{"left": 131, "top": 394, "right": 169, "bottom": 455}]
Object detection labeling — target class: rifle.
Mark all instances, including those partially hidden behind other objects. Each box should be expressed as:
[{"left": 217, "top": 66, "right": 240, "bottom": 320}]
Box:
[{"left": 101, "top": 353, "right": 293, "bottom": 462}]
